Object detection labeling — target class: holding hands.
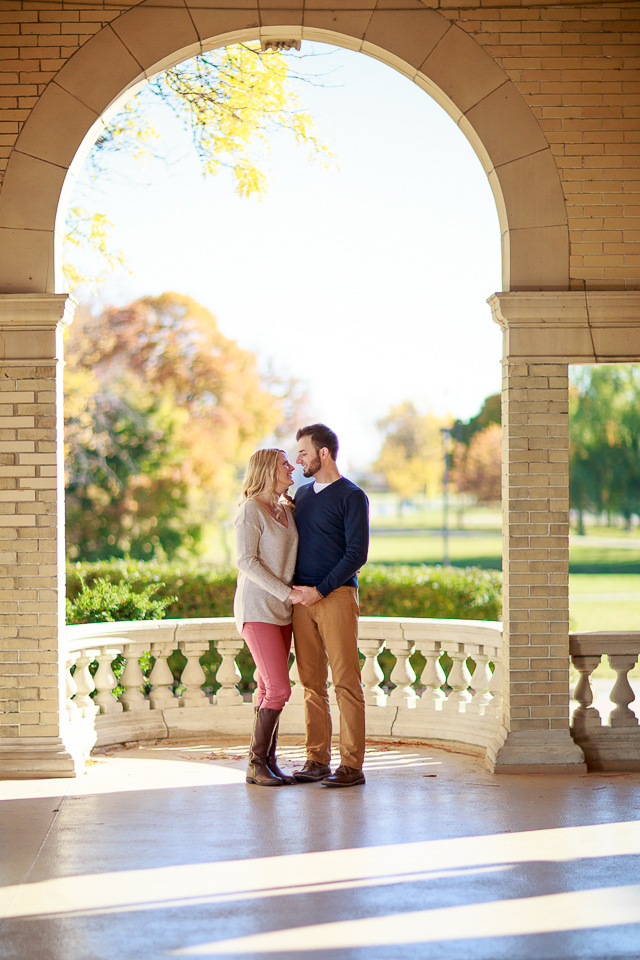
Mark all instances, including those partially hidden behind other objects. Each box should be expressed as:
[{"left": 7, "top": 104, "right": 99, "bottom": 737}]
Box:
[{"left": 290, "top": 585, "right": 322, "bottom": 607}]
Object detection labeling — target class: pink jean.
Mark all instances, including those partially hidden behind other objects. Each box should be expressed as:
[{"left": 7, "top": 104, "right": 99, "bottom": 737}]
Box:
[{"left": 241, "top": 622, "right": 293, "bottom": 710}]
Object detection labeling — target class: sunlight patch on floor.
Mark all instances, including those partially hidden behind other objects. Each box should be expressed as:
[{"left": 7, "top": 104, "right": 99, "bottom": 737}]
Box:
[
  {"left": 2, "top": 821, "right": 639, "bottom": 923},
  {"left": 172, "top": 884, "right": 640, "bottom": 955}
]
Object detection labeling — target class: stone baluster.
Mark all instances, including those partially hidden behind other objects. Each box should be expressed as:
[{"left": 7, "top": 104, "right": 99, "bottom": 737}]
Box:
[
  {"left": 120, "top": 644, "right": 150, "bottom": 712},
  {"left": 608, "top": 655, "right": 639, "bottom": 728},
  {"left": 488, "top": 655, "right": 503, "bottom": 720},
  {"left": 444, "top": 649, "right": 472, "bottom": 713},
  {"left": 288, "top": 652, "right": 305, "bottom": 705},
  {"left": 570, "top": 654, "right": 602, "bottom": 734},
  {"left": 469, "top": 653, "right": 493, "bottom": 716},
  {"left": 65, "top": 655, "right": 80, "bottom": 720},
  {"left": 73, "top": 650, "right": 99, "bottom": 719},
  {"left": 212, "top": 639, "right": 243, "bottom": 706},
  {"left": 149, "top": 641, "right": 179, "bottom": 710},
  {"left": 93, "top": 650, "right": 123, "bottom": 715},
  {"left": 385, "top": 636, "right": 418, "bottom": 708},
  {"left": 359, "top": 639, "right": 387, "bottom": 707},
  {"left": 417, "top": 645, "right": 446, "bottom": 711}
]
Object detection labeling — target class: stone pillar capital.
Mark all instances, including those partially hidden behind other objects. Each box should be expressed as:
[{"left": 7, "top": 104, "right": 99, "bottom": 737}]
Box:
[
  {"left": 488, "top": 290, "right": 640, "bottom": 364},
  {"left": 0, "top": 293, "right": 77, "bottom": 364}
]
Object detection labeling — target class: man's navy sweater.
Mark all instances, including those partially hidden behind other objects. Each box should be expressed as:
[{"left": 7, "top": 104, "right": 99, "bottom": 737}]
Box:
[{"left": 294, "top": 477, "right": 369, "bottom": 598}]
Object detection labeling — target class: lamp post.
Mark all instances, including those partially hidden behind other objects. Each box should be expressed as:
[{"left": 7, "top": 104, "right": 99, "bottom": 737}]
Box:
[{"left": 440, "top": 427, "right": 452, "bottom": 566}]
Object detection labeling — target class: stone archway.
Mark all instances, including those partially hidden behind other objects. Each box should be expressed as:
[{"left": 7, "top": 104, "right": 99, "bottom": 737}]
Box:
[
  {"left": 0, "top": 1, "right": 569, "bottom": 295},
  {"left": 0, "top": 0, "right": 591, "bottom": 778}
]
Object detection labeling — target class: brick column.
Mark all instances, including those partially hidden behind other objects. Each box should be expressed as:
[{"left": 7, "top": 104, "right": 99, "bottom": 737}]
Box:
[
  {"left": 0, "top": 294, "right": 81, "bottom": 779},
  {"left": 486, "top": 293, "right": 588, "bottom": 773}
]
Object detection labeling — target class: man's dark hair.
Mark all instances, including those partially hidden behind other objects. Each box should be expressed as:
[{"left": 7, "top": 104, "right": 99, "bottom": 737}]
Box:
[{"left": 296, "top": 423, "right": 339, "bottom": 461}]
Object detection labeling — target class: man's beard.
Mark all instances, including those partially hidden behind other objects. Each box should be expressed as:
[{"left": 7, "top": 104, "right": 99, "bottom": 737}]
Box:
[{"left": 302, "top": 455, "right": 322, "bottom": 478}]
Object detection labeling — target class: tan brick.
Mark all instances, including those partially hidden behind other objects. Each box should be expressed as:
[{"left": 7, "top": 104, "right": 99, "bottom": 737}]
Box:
[{"left": 20, "top": 724, "right": 59, "bottom": 736}]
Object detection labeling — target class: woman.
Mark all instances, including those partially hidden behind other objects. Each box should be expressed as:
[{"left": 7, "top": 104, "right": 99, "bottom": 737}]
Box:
[{"left": 234, "top": 448, "right": 302, "bottom": 786}]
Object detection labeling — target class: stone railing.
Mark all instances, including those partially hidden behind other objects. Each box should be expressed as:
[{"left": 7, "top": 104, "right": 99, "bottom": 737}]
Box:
[
  {"left": 570, "top": 631, "right": 640, "bottom": 771},
  {"left": 65, "top": 616, "right": 503, "bottom": 756}
]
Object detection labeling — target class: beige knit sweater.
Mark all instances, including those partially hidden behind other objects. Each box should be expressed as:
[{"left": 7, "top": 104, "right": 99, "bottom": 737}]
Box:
[{"left": 233, "top": 498, "right": 298, "bottom": 633}]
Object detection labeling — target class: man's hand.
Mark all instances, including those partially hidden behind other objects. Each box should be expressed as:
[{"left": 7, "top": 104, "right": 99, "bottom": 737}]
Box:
[{"left": 294, "top": 585, "right": 323, "bottom": 607}]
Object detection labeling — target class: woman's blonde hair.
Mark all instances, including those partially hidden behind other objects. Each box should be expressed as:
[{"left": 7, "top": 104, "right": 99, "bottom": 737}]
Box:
[{"left": 239, "top": 448, "right": 293, "bottom": 512}]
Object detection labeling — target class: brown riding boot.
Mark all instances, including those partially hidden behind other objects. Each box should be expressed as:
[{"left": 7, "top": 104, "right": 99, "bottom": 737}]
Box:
[
  {"left": 246, "top": 707, "right": 284, "bottom": 786},
  {"left": 266, "top": 715, "right": 296, "bottom": 785}
]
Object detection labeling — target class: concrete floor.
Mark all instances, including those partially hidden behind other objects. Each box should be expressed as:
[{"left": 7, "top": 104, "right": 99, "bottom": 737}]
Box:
[{"left": 1, "top": 740, "right": 640, "bottom": 960}]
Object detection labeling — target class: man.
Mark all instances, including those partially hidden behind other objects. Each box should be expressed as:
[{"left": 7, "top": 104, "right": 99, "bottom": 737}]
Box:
[{"left": 291, "top": 423, "right": 369, "bottom": 788}]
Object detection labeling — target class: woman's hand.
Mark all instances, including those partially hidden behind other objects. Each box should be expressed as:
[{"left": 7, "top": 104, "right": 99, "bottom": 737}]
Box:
[
  {"left": 292, "top": 585, "right": 322, "bottom": 606},
  {"left": 288, "top": 587, "right": 304, "bottom": 604}
]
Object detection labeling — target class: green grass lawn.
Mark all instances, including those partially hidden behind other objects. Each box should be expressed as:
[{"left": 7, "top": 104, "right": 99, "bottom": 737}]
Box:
[
  {"left": 367, "top": 532, "right": 502, "bottom": 568},
  {"left": 569, "top": 573, "right": 640, "bottom": 633},
  {"left": 367, "top": 528, "right": 640, "bottom": 636}
]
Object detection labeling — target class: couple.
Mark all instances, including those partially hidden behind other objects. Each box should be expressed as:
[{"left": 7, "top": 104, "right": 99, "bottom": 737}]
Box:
[{"left": 233, "top": 423, "right": 369, "bottom": 789}]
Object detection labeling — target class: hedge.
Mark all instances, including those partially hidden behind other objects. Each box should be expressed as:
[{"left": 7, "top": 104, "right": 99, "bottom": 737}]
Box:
[{"left": 66, "top": 560, "right": 501, "bottom": 622}]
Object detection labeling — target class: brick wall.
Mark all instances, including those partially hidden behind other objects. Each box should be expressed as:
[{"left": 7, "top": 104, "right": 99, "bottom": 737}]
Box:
[
  {"left": 445, "top": 3, "right": 640, "bottom": 290},
  {"left": 0, "top": 361, "right": 63, "bottom": 739},
  {"left": 501, "top": 360, "right": 571, "bottom": 732},
  {"left": 0, "top": 4, "right": 123, "bottom": 178}
]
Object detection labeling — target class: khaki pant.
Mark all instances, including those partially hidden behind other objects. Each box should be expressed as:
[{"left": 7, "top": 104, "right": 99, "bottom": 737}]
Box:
[{"left": 292, "top": 586, "right": 365, "bottom": 769}]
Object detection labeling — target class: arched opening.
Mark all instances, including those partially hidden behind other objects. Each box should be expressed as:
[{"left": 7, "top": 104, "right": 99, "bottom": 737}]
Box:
[{"left": 61, "top": 34, "right": 506, "bottom": 724}]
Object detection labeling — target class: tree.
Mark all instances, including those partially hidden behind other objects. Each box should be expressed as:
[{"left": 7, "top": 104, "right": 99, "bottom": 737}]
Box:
[
  {"left": 65, "top": 384, "right": 198, "bottom": 561},
  {"left": 65, "top": 293, "right": 284, "bottom": 560},
  {"left": 64, "top": 44, "right": 331, "bottom": 291},
  {"left": 451, "top": 423, "right": 502, "bottom": 504},
  {"left": 452, "top": 393, "right": 501, "bottom": 446},
  {"left": 373, "top": 402, "right": 448, "bottom": 501},
  {"left": 569, "top": 365, "right": 640, "bottom": 533}
]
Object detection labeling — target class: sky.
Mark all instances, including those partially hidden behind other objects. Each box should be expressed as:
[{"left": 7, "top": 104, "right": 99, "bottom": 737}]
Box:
[{"left": 68, "top": 42, "right": 503, "bottom": 472}]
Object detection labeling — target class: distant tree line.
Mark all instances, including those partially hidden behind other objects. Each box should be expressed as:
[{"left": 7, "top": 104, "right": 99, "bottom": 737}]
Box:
[
  {"left": 372, "top": 395, "right": 502, "bottom": 507},
  {"left": 371, "top": 367, "right": 640, "bottom": 533}
]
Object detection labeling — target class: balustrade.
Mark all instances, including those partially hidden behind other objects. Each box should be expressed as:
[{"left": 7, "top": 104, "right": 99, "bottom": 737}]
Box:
[
  {"left": 385, "top": 635, "right": 418, "bottom": 709},
  {"left": 569, "top": 632, "right": 640, "bottom": 771},
  {"left": 444, "top": 650, "right": 473, "bottom": 712},
  {"left": 93, "top": 651, "right": 123, "bottom": 715},
  {"left": 178, "top": 642, "right": 211, "bottom": 707},
  {"left": 359, "top": 638, "right": 386, "bottom": 707},
  {"left": 73, "top": 651, "right": 100, "bottom": 720},
  {"left": 120, "top": 643, "right": 149, "bottom": 712},
  {"left": 469, "top": 653, "right": 493, "bottom": 716},
  {"left": 417, "top": 646, "right": 446, "bottom": 712},
  {"left": 212, "top": 639, "right": 244, "bottom": 706},
  {"left": 148, "top": 642, "right": 178, "bottom": 711},
  {"left": 63, "top": 620, "right": 640, "bottom": 771},
  {"left": 65, "top": 616, "right": 503, "bottom": 754}
]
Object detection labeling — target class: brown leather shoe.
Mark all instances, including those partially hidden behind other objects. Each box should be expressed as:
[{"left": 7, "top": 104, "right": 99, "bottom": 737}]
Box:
[
  {"left": 321, "top": 765, "right": 365, "bottom": 788},
  {"left": 292, "top": 760, "right": 331, "bottom": 782}
]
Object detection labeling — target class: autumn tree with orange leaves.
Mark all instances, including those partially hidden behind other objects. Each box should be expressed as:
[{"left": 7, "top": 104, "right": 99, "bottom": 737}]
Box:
[
  {"left": 451, "top": 422, "right": 502, "bottom": 504},
  {"left": 65, "top": 293, "right": 297, "bottom": 560}
]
